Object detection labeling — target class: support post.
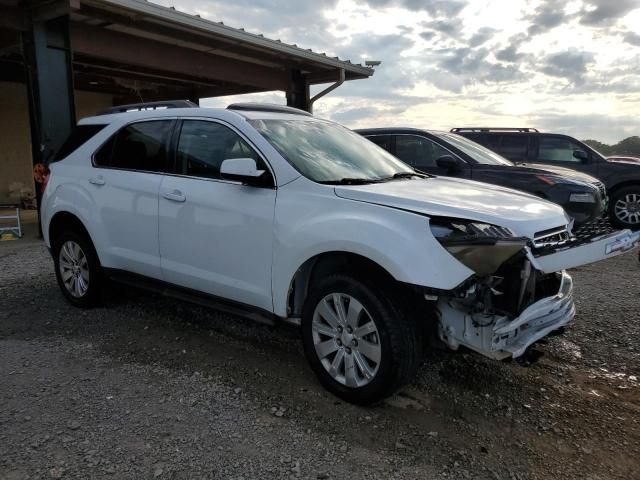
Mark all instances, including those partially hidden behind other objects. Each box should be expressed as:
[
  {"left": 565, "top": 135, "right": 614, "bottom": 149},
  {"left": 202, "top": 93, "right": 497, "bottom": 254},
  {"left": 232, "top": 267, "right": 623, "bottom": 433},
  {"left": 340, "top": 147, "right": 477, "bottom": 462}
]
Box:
[
  {"left": 285, "top": 69, "right": 310, "bottom": 112},
  {"left": 21, "top": 9, "right": 75, "bottom": 227}
]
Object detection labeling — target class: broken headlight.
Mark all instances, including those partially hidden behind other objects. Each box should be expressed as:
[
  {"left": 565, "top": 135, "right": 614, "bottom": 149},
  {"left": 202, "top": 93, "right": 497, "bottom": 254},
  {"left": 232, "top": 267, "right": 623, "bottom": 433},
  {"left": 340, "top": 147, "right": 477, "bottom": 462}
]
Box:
[{"left": 430, "top": 220, "right": 527, "bottom": 276}]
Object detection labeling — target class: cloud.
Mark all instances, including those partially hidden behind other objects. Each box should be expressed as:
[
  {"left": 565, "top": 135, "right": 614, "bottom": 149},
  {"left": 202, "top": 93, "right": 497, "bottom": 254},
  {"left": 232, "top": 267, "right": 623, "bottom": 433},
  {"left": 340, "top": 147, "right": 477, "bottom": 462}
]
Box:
[
  {"left": 526, "top": 0, "right": 573, "bottom": 36},
  {"left": 624, "top": 31, "right": 640, "bottom": 47},
  {"left": 469, "top": 27, "right": 497, "bottom": 47},
  {"left": 579, "top": 0, "right": 640, "bottom": 27},
  {"left": 530, "top": 112, "right": 640, "bottom": 144},
  {"left": 359, "top": 0, "right": 467, "bottom": 16},
  {"left": 539, "top": 50, "right": 595, "bottom": 85}
]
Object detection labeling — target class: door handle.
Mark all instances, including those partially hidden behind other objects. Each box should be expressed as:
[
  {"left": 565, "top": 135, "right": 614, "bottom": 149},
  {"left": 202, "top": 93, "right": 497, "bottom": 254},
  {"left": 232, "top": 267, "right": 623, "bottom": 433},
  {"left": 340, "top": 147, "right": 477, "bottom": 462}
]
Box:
[
  {"left": 162, "top": 190, "right": 186, "bottom": 203},
  {"left": 89, "top": 176, "right": 105, "bottom": 186}
]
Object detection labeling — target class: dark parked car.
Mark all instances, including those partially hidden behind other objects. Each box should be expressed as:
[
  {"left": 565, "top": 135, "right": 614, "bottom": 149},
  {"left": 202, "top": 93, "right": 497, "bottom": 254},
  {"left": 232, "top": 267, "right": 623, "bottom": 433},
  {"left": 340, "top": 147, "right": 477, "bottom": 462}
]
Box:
[
  {"left": 451, "top": 128, "right": 640, "bottom": 229},
  {"left": 356, "top": 128, "right": 606, "bottom": 227}
]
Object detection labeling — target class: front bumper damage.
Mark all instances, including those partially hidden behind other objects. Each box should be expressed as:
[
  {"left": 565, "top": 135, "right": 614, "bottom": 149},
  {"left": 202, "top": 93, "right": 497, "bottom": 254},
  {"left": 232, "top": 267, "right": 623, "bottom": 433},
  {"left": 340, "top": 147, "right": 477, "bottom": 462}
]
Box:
[
  {"left": 437, "top": 271, "right": 574, "bottom": 359},
  {"left": 436, "top": 226, "right": 639, "bottom": 360}
]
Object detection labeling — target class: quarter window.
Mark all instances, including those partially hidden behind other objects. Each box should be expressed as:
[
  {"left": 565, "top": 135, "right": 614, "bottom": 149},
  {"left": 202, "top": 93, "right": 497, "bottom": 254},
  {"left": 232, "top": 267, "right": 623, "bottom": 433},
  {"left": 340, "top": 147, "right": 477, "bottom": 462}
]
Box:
[
  {"left": 176, "top": 120, "right": 262, "bottom": 180},
  {"left": 94, "top": 120, "right": 173, "bottom": 172}
]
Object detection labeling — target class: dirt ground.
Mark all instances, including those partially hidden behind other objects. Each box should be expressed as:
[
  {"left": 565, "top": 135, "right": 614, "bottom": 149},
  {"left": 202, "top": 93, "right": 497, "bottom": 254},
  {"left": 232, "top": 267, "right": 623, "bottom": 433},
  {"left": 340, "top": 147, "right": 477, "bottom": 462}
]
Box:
[{"left": 1, "top": 233, "right": 639, "bottom": 480}]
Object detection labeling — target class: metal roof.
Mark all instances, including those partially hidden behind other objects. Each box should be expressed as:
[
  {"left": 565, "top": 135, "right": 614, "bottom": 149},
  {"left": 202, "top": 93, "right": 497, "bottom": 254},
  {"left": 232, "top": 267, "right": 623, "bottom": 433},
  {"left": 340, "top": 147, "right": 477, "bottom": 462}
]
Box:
[{"left": 81, "top": 0, "right": 374, "bottom": 82}]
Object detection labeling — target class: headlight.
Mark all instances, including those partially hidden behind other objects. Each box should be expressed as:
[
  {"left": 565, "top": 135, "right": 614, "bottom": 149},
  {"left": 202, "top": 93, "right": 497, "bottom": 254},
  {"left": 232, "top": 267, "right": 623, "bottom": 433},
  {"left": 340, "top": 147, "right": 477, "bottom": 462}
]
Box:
[
  {"left": 569, "top": 192, "right": 596, "bottom": 203},
  {"left": 536, "top": 175, "right": 585, "bottom": 186},
  {"left": 430, "top": 220, "right": 527, "bottom": 276}
]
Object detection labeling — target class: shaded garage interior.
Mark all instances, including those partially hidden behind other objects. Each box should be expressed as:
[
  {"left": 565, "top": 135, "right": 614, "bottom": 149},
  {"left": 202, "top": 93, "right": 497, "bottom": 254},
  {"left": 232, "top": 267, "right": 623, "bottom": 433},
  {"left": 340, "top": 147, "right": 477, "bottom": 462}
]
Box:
[{"left": 0, "top": 0, "right": 373, "bottom": 203}]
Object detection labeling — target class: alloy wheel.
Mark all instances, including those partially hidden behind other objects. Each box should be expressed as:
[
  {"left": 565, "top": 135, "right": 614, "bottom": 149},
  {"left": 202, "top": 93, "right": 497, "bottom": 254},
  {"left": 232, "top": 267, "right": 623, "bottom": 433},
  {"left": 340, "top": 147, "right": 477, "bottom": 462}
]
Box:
[
  {"left": 614, "top": 193, "right": 640, "bottom": 225},
  {"left": 58, "top": 240, "right": 90, "bottom": 298},
  {"left": 311, "top": 293, "right": 382, "bottom": 388}
]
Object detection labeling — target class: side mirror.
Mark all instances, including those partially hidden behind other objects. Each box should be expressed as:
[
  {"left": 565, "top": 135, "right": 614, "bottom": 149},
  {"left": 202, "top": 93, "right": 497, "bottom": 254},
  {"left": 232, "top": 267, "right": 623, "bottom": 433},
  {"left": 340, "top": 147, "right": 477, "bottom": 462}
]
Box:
[
  {"left": 573, "top": 150, "right": 589, "bottom": 162},
  {"left": 220, "top": 158, "right": 267, "bottom": 186},
  {"left": 436, "top": 155, "right": 463, "bottom": 172}
]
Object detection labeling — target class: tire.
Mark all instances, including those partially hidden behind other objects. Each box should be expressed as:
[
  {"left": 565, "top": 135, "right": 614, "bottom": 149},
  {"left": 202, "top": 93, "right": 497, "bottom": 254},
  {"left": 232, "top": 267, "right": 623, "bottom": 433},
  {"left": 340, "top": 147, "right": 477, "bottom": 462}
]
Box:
[
  {"left": 52, "top": 229, "right": 103, "bottom": 307},
  {"left": 301, "top": 274, "right": 421, "bottom": 405},
  {"left": 609, "top": 186, "right": 640, "bottom": 230}
]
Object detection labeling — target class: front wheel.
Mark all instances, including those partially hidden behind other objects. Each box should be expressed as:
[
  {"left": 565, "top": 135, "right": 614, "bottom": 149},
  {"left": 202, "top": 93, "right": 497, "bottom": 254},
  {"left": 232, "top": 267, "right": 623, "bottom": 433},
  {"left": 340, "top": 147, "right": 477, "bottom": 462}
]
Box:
[
  {"left": 610, "top": 186, "right": 640, "bottom": 229},
  {"left": 301, "top": 275, "right": 421, "bottom": 405}
]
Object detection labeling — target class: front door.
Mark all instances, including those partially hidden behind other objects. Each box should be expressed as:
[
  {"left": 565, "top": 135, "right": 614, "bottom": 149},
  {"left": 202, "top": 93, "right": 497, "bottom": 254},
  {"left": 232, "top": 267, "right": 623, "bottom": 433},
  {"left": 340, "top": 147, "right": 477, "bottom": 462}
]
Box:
[
  {"left": 158, "top": 119, "right": 276, "bottom": 312},
  {"left": 532, "top": 135, "right": 599, "bottom": 177},
  {"left": 394, "top": 135, "right": 470, "bottom": 178}
]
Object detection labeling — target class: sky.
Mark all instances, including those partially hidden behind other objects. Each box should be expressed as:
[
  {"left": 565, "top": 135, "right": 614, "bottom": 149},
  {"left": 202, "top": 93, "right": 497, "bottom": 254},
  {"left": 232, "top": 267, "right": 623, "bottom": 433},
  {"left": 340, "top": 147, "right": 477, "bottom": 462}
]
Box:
[{"left": 157, "top": 0, "right": 640, "bottom": 143}]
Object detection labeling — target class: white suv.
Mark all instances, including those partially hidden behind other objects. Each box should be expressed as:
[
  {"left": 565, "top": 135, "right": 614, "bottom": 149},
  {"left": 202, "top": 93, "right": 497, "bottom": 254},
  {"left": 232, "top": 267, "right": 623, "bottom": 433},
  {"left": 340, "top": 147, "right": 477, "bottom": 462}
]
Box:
[{"left": 42, "top": 102, "right": 640, "bottom": 404}]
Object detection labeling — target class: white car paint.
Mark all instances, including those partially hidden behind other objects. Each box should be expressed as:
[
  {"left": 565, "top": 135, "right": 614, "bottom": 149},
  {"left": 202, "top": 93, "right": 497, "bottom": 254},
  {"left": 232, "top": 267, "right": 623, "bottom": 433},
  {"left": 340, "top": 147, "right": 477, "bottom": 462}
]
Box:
[{"left": 41, "top": 106, "right": 640, "bottom": 363}]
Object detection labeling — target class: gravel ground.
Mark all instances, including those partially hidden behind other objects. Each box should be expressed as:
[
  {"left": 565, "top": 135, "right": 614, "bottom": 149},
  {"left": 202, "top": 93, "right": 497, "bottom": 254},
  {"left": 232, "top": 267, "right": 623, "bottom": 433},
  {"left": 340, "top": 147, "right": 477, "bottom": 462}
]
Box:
[{"left": 1, "top": 238, "right": 639, "bottom": 480}]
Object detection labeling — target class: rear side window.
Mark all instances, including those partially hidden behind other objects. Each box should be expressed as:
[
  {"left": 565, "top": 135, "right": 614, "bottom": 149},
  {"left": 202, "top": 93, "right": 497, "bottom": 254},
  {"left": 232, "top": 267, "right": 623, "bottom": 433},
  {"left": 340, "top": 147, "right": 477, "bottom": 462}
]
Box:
[
  {"left": 52, "top": 124, "right": 107, "bottom": 162},
  {"left": 366, "top": 135, "right": 392, "bottom": 152},
  {"left": 498, "top": 135, "right": 528, "bottom": 160},
  {"left": 176, "top": 120, "right": 263, "bottom": 180},
  {"left": 94, "top": 120, "right": 173, "bottom": 172}
]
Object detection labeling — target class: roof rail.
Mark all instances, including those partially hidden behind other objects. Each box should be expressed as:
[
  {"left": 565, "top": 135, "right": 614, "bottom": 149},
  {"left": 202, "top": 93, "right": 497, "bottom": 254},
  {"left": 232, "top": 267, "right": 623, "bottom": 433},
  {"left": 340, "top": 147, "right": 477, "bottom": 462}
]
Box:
[
  {"left": 98, "top": 100, "right": 198, "bottom": 115},
  {"left": 227, "top": 103, "right": 313, "bottom": 117},
  {"left": 450, "top": 127, "right": 539, "bottom": 133}
]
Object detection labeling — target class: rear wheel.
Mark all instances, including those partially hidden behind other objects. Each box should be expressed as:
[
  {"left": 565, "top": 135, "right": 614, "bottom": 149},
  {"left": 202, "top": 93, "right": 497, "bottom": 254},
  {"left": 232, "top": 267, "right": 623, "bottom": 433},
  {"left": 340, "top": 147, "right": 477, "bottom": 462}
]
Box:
[
  {"left": 301, "top": 274, "right": 421, "bottom": 405},
  {"left": 610, "top": 186, "right": 640, "bottom": 229},
  {"left": 52, "top": 230, "right": 102, "bottom": 307}
]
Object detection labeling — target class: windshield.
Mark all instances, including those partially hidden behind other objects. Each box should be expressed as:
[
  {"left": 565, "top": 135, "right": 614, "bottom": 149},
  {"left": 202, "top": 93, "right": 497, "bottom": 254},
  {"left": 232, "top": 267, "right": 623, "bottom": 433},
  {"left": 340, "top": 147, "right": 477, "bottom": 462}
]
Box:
[
  {"left": 249, "top": 118, "right": 414, "bottom": 183},
  {"left": 435, "top": 133, "right": 514, "bottom": 166}
]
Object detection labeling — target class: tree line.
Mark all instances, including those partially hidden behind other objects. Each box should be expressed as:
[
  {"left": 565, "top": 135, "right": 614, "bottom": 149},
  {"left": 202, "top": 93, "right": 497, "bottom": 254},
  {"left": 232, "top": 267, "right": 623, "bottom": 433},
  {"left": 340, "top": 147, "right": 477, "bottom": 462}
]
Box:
[{"left": 583, "top": 136, "right": 640, "bottom": 157}]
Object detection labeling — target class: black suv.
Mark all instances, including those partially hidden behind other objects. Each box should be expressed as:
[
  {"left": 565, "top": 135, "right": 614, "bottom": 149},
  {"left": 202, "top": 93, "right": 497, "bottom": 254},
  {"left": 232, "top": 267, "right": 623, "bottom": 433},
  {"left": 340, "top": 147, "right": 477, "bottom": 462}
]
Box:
[
  {"left": 356, "top": 128, "right": 606, "bottom": 227},
  {"left": 452, "top": 128, "right": 640, "bottom": 229}
]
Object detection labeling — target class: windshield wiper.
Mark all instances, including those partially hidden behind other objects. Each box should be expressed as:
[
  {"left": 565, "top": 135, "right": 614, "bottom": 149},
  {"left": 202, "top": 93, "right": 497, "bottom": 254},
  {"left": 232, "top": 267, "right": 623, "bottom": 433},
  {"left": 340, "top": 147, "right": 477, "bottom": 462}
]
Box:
[
  {"left": 379, "top": 171, "right": 430, "bottom": 181},
  {"left": 318, "top": 177, "right": 385, "bottom": 185}
]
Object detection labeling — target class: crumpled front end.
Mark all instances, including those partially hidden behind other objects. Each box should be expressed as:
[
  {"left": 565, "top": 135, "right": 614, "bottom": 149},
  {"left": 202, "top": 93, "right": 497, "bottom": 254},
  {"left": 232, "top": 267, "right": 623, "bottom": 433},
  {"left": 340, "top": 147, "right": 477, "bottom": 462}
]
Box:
[
  {"left": 437, "top": 270, "right": 575, "bottom": 359},
  {"left": 431, "top": 218, "right": 638, "bottom": 360}
]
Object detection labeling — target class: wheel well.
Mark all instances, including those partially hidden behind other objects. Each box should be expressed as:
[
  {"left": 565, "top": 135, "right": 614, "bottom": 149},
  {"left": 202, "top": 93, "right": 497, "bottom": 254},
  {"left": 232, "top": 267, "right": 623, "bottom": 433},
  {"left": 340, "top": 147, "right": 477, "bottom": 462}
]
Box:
[
  {"left": 608, "top": 181, "right": 640, "bottom": 198},
  {"left": 49, "top": 212, "right": 92, "bottom": 246},
  {"left": 286, "top": 252, "right": 402, "bottom": 317}
]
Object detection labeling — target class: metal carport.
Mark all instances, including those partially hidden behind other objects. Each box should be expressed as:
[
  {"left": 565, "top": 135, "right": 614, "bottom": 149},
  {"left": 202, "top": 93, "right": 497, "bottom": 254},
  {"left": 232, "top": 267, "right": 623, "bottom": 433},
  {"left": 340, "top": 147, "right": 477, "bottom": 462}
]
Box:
[{"left": 0, "top": 0, "right": 373, "bottom": 203}]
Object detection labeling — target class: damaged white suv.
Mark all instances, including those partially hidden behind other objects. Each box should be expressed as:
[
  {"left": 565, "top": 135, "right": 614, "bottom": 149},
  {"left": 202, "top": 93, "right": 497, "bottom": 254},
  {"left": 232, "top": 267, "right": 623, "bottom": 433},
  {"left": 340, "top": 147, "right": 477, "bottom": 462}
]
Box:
[{"left": 41, "top": 102, "right": 640, "bottom": 404}]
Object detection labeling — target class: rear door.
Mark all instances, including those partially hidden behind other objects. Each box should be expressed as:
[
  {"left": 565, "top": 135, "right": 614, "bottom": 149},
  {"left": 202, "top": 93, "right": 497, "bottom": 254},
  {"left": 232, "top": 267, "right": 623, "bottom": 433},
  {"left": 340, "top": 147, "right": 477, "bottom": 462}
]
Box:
[
  {"left": 89, "top": 119, "right": 174, "bottom": 279},
  {"left": 158, "top": 119, "right": 277, "bottom": 312}
]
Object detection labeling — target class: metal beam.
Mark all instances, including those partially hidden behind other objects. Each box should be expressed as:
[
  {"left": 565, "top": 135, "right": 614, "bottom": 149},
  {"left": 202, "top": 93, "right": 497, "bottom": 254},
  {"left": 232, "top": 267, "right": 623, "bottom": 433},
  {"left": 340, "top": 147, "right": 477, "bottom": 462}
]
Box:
[{"left": 70, "top": 23, "right": 289, "bottom": 91}]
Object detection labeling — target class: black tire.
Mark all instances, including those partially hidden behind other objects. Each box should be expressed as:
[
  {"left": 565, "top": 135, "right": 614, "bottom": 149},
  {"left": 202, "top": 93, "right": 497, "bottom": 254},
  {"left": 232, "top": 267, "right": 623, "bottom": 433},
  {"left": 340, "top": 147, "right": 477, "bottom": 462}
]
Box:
[
  {"left": 52, "top": 229, "right": 103, "bottom": 308},
  {"left": 609, "top": 185, "right": 640, "bottom": 230},
  {"left": 301, "top": 274, "right": 421, "bottom": 405}
]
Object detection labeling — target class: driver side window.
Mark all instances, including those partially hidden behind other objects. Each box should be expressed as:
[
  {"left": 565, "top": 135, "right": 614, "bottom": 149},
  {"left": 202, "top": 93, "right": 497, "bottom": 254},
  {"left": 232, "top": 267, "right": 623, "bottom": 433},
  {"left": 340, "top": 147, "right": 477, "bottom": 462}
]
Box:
[
  {"left": 176, "top": 120, "right": 262, "bottom": 179},
  {"left": 538, "top": 136, "right": 585, "bottom": 163},
  {"left": 395, "top": 135, "right": 451, "bottom": 169}
]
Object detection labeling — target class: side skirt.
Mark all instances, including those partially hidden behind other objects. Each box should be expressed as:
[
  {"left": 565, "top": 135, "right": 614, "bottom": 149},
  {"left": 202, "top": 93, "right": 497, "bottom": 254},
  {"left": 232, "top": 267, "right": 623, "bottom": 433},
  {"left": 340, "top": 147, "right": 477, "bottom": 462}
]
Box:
[{"left": 103, "top": 268, "right": 278, "bottom": 327}]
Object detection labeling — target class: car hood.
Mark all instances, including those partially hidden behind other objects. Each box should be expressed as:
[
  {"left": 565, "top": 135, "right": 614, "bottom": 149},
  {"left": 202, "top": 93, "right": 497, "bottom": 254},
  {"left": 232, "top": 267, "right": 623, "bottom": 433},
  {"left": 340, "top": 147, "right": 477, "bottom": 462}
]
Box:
[
  {"left": 517, "top": 163, "right": 599, "bottom": 184},
  {"left": 607, "top": 156, "right": 640, "bottom": 165},
  {"left": 334, "top": 177, "right": 569, "bottom": 240}
]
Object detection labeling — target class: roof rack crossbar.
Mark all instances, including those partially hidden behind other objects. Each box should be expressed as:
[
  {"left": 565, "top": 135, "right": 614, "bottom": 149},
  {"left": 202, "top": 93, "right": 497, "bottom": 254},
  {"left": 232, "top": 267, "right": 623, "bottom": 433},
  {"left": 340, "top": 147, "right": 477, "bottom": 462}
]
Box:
[
  {"left": 227, "top": 103, "right": 312, "bottom": 117},
  {"left": 98, "top": 100, "right": 199, "bottom": 115},
  {"left": 450, "top": 127, "right": 539, "bottom": 133}
]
